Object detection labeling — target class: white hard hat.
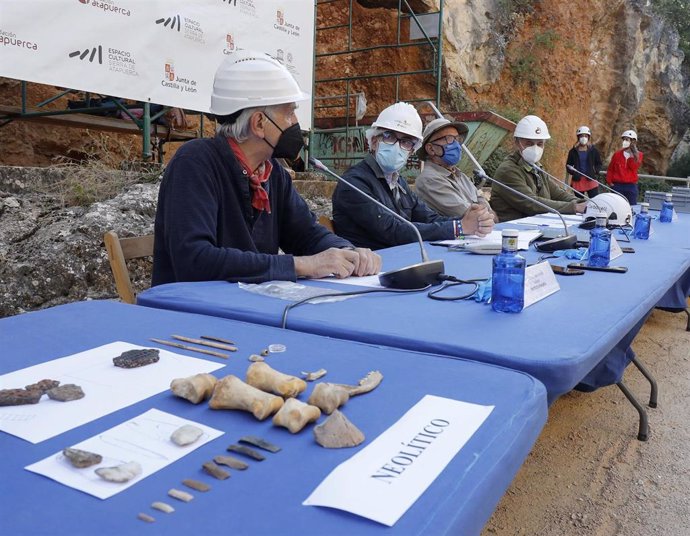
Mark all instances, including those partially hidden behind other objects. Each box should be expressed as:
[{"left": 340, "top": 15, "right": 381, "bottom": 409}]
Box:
[
  {"left": 371, "top": 102, "right": 424, "bottom": 143},
  {"left": 210, "top": 50, "right": 310, "bottom": 117},
  {"left": 621, "top": 129, "right": 637, "bottom": 140},
  {"left": 514, "top": 115, "right": 551, "bottom": 140},
  {"left": 576, "top": 125, "right": 591, "bottom": 136},
  {"left": 584, "top": 192, "right": 632, "bottom": 226}
]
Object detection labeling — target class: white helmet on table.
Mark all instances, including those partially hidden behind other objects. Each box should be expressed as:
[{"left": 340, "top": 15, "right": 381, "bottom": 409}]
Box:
[
  {"left": 368, "top": 102, "right": 424, "bottom": 150},
  {"left": 514, "top": 115, "right": 551, "bottom": 140},
  {"left": 584, "top": 192, "right": 632, "bottom": 226},
  {"left": 621, "top": 129, "right": 637, "bottom": 140},
  {"left": 576, "top": 125, "right": 591, "bottom": 136},
  {"left": 210, "top": 50, "right": 310, "bottom": 117}
]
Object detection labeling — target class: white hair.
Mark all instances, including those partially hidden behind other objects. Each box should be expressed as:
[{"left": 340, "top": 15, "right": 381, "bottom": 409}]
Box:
[
  {"left": 216, "top": 105, "right": 282, "bottom": 142},
  {"left": 365, "top": 127, "right": 384, "bottom": 152}
]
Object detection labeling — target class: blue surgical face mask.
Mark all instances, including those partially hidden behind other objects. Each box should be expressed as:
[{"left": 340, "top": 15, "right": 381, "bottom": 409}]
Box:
[
  {"left": 439, "top": 140, "right": 462, "bottom": 166},
  {"left": 375, "top": 142, "right": 409, "bottom": 173}
]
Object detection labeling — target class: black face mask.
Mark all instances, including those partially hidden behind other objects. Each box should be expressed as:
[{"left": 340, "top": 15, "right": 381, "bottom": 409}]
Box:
[{"left": 263, "top": 114, "right": 304, "bottom": 160}]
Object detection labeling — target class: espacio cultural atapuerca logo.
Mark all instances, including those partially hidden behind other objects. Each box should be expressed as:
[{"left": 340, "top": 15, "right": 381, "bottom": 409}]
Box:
[
  {"left": 68, "top": 45, "right": 138, "bottom": 77},
  {"left": 155, "top": 13, "right": 205, "bottom": 44},
  {"left": 156, "top": 15, "right": 181, "bottom": 32},
  {"left": 69, "top": 45, "right": 103, "bottom": 64},
  {"left": 77, "top": 0, "right": 131, "bottom": 17}
]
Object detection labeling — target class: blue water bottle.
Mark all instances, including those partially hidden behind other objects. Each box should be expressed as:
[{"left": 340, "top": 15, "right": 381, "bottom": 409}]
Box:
[
  {"left": 588, "top": 214, "right": 611, "bottom": 267},
  {"left": 633, "top": 202, "right": 651, "bottom": 239},
  {"left": 492, "top": 229, "right": 525, "bottom": 313},
  {"left": 659, "top": 193, "right": 674, "bottom": 223}
]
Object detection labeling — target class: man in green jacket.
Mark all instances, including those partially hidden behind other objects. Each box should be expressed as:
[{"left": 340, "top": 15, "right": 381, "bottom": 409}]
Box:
[{"left": 490, "top": 115, "right": 587, "bottom": 222}]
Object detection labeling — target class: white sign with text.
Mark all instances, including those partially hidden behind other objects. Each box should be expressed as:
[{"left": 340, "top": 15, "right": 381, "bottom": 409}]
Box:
[{"left": 523, "top": 261, "right": 560, "bottom": 308}]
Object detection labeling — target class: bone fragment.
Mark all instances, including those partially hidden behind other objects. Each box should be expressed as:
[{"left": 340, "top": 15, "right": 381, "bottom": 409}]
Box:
[
  {"left": 138, "top": 513, "right": 156, "bottom": 523},
  {"left": 334, "top": 370, "right": 383, "bottom": 396},
  {"left": 313, "top": 410, "right": 365, "bottom": 448},
  {"left": 227, "top": 444, "right": 265, "bottom": 461},
  {"left": 209, "top": 375, "right": 283, "bottom": 420},
  {"left": 170, "top": 373, "right": 217, "bottom": 404},
  {"left": 246, "top": 362, "right": 306, "bottom": 398},
  {"left": 272, "top": 398, "right": 321, "bottom": 434},
  {"left": 214, "top": 455, "right": 249, "bottom": 470},
  {"left": 302, "top": 368, "right": 327, "bottom": 382},
  {"left": 203, "top": 461, "right": 230, "bottom": 480},
  {"left": 95, "top": 461, "right": 142, "bottom": 483},
  {"left": 248, "top": 354, "right": 264, "bottom": 362},
  {"left": 170, "top": 424, "right": 203, "bottom": 446},
  {"left": 238, "top": 435, "right": 281, "bottom": 453},
  {"left": 308, "top": 383, "right": 350, "bottom": 414},
  {"left": 151, "top": 501, "right": 175, "bottom": 514},
  {"left": 168, "top": 488, "right": 194, "bottom": 502},
  {"left": 182, "top": 479, "right": 211, "bottom": 492}
]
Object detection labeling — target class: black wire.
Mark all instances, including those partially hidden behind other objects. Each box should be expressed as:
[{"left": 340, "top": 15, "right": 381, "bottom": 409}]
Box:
[
  {"left": 427, "top": 275, "right": 487, "bottom": 301},
  {"left": 280, "top": 285, "right": 431, "bottom": 329}
]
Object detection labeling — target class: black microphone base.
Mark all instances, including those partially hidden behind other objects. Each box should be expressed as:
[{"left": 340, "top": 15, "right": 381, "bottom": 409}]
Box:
[
  {"left": 534, "top": 235, "right": 577, "bottom": 253},
  {"left": 378, "top": 260, "right": 445, "bottom": 289}
]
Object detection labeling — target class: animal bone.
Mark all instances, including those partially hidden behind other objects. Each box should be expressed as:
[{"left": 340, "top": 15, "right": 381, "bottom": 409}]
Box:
[
  {"left": 95, "top": 461, "right": 142, "bottom": 483},
  {"left": 209, "top": 375, "right": 283, "bottom": 420},
  {"left": 302, "top": 368, "right": 327, "bottom": 381},
  {"left": 334, "top": 370, "right": 383, "bottom": 396},
  {"left": 272, "top": 398, "right": 321, "bottom": 434},
  {"left": 308, "top": 383, "right": 350, "bottom": 414},
  {"left": 313, "top": 410, "right": 365, "bottom": 448},
  {"left": 246, "top": 362, "right": 306, "bottom": 398},
  {"left": 170, "top": 373, "right": 217, "bottom": 404},
  {"left": 170, "top": 424, "right": 203, "bottom": 446},
  {"left": 248, "top": 354, "right": 264, "bottom": 362}
]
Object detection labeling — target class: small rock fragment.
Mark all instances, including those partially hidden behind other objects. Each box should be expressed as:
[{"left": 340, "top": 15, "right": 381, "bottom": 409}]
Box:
[
  {"left": 238, "top": 435, "right": 281, "bottom": 453},
  {"left": 313, "top": 410, "right": 365, "bottom": 448},
  {"left": 227, "top": 444, "right": 265, "bottom": 461},
  {"left": 182, "top": 479, "right": 211, "bottom": 492},
  {"left": 168, "top": 488, "right": 194, "bottom": 502},
  {"left": 95, "top": 461, "right": 142, "bottom": 483},
  {"left": 151, "top": 501, "right": 175, "bottom": 514},
  {"left": 202, "top": 461, "right": 230, "bottom": 480},
  {"left": 47, "top": 384, "right": 85, "bottom": 402},
  {"left": 63, "top": 447, "right": 103, "bottom": 468},
  {"left": 170, "top": 424, "right": 203, "bottom": 446},
  {"left": 302, "top": 369, "right": 327, "bottom": 381},
  {"left": 138, "top": 513, "right": 156, "bottom": 523},
  {"left": 213, "top": 455, "right": 249, "bottom": 470},
  {"left": 0, "top": 388, "right": 42, "bottom": 406},
  {"left": 113, "top": 348, "right": 160, "bottom": 368},
  {"left": 248, "top": 354, "right": 265, "bottom": 362},
  {"left": 25, "top": 379, "right": 60, "bottom": 393}
]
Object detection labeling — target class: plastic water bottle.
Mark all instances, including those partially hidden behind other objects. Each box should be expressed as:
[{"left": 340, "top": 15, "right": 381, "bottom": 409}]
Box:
[
  {"left": 588, "top": 214, "right": 611, "bottom": 267},
  {"left": 633, "top": 202, "right": 651, "bottom": 239},
  {"left": 659, "top": 193, "right": 674, "bottom": 223},
  {"left": 491, "top": 229, "right": 525, "bottom": 313}
]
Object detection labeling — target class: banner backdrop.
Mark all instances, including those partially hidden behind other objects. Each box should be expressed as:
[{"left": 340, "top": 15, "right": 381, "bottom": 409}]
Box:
[{"left": 0, "top": 0, "right": 315, "bottom": 126}]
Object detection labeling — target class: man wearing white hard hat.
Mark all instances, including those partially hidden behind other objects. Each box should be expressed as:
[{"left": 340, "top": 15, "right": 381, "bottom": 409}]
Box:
[
  {"left": 565, "top": 125, "right": 603, "bottom": 198},
  {"left": 332, "top": 102, "right": 494, "bottom": 249},
  {"left": 490, "top": 114, "right": 587, "bottom": 222},
  {"left": 152, "top": 50, "right": 381, "bottom": 285},
  {"left": 605, "top": 129, "right": 643, "bottom": 206},
  {"left": 415, "top": 117, "right": 497, "bottom": 223}
]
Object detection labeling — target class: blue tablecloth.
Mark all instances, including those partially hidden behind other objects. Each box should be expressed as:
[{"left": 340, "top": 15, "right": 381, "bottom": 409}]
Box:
[
  {"left": 0, "top": 301, "right": 546, "bottom": 536},
  {"left": 139, "top": 242, "right": 690, "bottom": 403}
]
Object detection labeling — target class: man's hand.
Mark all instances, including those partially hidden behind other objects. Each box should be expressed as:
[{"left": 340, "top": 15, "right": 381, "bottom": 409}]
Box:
[
  {"left": 461, "top": 204, "right": 495, "bottom": 237},
  {"left": 294, "top": 247, "right": 381, "bottom": 279},
  {"left": 575, "top": 201, "right": 588, "bottom": 214}
]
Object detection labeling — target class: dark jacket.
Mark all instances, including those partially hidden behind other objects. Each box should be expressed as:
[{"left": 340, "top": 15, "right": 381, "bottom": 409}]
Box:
[
  {"left": 332, "top": 155, "right": 456, "bottom": 249},
  {"left": 153, "top": 135, "right": 350, "bottom": 285},
  {"left": 566, "top": 146, "right": 602, "bottom": 181}
]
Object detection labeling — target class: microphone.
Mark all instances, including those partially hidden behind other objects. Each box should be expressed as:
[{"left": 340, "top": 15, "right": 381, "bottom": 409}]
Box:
[
  {"left": 529, "top": 163, "right": 602, "bottom": 213},
  {"left": 461, "top": 145, "right": 577, "bottom": 252},
  {"left": 309, "top": 157, "right": 445, "bottom": 289}
]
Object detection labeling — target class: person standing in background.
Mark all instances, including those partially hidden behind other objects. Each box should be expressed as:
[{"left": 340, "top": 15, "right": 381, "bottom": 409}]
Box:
[
  {"left": 606, "top": 130, "right": 643, "bottom": 206},
  {"left": 566, "top": 125, "right": 602, "bottom": 198}
]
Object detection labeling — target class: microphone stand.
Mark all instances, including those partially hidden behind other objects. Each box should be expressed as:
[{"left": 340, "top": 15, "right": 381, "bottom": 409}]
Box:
[
  {"left": 529, "top": 163, "right": 604, "bottom": 213},
  {"left": 566, "top": 165, "right": 632, "bottom": 202},
  {"left": 309, "top": 157, "right": 445, "bottom": 289}
]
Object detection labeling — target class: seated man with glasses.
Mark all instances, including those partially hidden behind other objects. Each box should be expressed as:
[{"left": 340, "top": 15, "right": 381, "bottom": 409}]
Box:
[
  {"left": 415, "top": 117, "right": 497, "bottom": 224},
  {"left": 332, "top": 102, "right": 495, "bottom": 250}
]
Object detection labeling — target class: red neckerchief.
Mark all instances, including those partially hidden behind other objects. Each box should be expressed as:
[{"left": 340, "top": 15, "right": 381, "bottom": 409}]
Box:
[{"left": 227, "top": 138, "right": 273, "bottom": 213}]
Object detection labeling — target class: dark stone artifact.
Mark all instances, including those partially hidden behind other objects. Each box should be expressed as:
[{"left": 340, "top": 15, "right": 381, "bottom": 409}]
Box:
[
  {"left": 226, "top": 444, "right": 265, "bottom": 461},
  {"left": 25, "top": 379, "right": 60, "bottom": 393},
  {"left": 202, "top": 461, "right": 230, "bottom": 480},
  {"left": 47, "top": 384, "right": 85, "bottom": 402},
  {"left": 63, "top": 447, "right": 103, "bottom": 468},
  {"left": 238, "top": 435, "right": 281, "bottom": 453},
  {"left": 213, "top": 455, "right": 248, "bottom": 470},
  {"left": 182, "top": 479, "right": 211, "bottom": 492},
  {"left": 0, "top": 388, "right": 43, "bottom": 406},
  {"left": 113, "top": 348, "right": 160, "bottom": 368}
]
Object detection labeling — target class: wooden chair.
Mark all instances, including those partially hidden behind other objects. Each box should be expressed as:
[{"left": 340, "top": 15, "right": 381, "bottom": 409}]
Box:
[
  {"left": 103, "top": 231, "right": 154, "bottom": 304},
  {"left": 318, "top": 215, "right": 335, "bottom": 232}
]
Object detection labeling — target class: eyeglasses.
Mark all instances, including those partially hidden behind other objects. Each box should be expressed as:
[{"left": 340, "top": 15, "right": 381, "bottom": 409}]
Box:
[
  {"left": 430, "top": 134, "right": 465, "bottom": 146},
  {"left": 381, "top": 130, "right": 416, "bottom": 152}
]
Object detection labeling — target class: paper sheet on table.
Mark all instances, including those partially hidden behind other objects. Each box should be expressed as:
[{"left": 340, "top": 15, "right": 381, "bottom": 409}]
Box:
[
  {"left": 25, "top": 409, "right": 223, "bottom": 499},
  {"left": 312, "top": 273, "right": 383, "bottom": 288},
  {"left": 304, "top": 394, "right": 494, "bottom": 527},
  {"left": 0, "top": 342, "right": 223, "bottom": 443},
  {"left": 509, "top": 213, "right": 584, "bottom": 227},
  {"left": 435, "top": 229, "right": 542, "bottom": 250}
]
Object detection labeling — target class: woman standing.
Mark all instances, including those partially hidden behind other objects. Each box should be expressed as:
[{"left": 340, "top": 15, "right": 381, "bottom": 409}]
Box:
[
  {"left": 606, "top": 130, "right": 643, "bottom": 206},
  {"left": 566, "top": 125, "right": 602, "bottom": 198}
]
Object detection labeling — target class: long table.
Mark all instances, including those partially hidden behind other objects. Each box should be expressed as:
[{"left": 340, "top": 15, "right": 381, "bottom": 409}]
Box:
[
  {"left": 0, "top": 301, "right": 546, "bottom": 536},
  {"left": 138, "top": 239, "right": 690, "bottom": 405}
]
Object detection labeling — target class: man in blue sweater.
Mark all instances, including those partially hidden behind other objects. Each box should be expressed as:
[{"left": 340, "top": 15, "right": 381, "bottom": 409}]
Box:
[{"left": 152, "top": 51, "right": 380, "bottom": 285}]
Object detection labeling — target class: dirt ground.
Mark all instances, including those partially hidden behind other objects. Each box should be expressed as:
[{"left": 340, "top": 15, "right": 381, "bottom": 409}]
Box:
[{"left": 482, "top": 306, "right": 690, "bottom": 535}]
